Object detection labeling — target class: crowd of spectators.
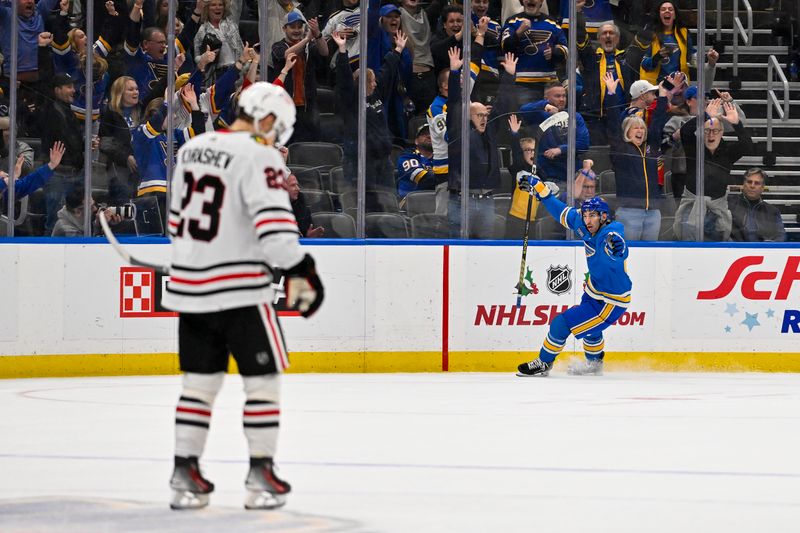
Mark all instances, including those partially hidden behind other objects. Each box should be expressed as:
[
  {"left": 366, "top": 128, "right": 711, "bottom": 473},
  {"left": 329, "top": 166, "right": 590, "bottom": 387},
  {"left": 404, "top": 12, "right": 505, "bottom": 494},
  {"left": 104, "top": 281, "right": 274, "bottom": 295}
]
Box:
[{"left": 0, "top": 0, "right": 790, "bottom": 241}]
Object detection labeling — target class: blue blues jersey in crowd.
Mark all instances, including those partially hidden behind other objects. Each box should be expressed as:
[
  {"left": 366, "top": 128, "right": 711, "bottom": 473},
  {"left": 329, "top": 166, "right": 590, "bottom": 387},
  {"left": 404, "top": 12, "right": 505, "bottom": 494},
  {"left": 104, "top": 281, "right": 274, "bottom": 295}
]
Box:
[
  {"left": 51, "top": 36, "right": 112, "bottom": 120},
  {"left": 559, "top": 0, "right": 614, "bottom": 34},
  {"left": 396, "top": 149, "right": 433, "bottom": 199},
  {"left": 124, "top": 22, "right": 189, "bottom": 102},
  {"left": 539, "top": 193, "right": 632, "bottom": 307},
  {"left": 501, "top": 14, "right": 567, "bottom": 85},
  {"left": 472, "top": 12, "right": 502, "bottom": 77},
  {"left": 131, "top": 104, "right": 198, "bottom": 196}
]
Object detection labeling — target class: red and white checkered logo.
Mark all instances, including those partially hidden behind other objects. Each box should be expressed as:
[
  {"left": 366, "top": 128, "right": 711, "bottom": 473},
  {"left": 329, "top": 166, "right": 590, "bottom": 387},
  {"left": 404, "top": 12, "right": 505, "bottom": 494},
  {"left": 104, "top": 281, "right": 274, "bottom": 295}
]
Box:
[
  {"left": 119, "top": 267, "right": 177, "bottom": 318},
  {"left": 121, "top": 268, "right": 153, "bottom": 314}
]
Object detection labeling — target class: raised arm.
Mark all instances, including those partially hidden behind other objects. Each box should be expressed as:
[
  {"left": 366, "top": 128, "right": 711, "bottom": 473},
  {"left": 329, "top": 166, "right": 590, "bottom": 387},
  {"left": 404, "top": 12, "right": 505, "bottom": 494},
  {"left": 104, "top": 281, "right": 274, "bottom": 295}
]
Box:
[{"left": 125, "top": 0, "right": 145, "bottom": 52}]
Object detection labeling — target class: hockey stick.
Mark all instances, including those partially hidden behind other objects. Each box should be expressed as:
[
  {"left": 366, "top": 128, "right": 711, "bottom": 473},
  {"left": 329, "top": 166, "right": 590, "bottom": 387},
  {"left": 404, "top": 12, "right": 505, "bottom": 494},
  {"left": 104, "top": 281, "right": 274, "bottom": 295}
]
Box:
[
  {"left": 513, "top": 111, "right": 571, "bottom": 307},
  {"left": 98, "top": 210, "right": 170, "bottom": 274},
  {"left": 515, "top": 189, "right": 534, "bottom": 309},
  {"left": 514, "top": 160, "right": 538, "bottom": 308}
]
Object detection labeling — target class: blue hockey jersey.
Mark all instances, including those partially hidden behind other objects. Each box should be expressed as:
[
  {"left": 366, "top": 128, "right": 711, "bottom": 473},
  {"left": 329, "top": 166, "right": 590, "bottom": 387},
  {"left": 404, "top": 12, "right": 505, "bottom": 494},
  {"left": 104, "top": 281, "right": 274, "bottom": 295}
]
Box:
[
  {"left": 539, "top": 193, "right": 632, "bottom": 307},
  {"left": 396, "top": 149, "right": 433, "bottom": 199},
  {"left": 132, "top": 103, "right": 201, "bottom": 196},
  {"left": 559, "top": 0, "right": 614, "bottom": 34},
  {"left": 501, "top": 14, "right": 567, "bottom": 85}
]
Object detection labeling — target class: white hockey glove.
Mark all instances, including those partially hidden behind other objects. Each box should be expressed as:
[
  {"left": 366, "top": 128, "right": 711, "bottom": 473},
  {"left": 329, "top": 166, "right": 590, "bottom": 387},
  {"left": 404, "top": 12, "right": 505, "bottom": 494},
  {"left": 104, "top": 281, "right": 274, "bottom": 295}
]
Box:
[{"left": 284, "top": 254, "right": 324, "bottom": 318}]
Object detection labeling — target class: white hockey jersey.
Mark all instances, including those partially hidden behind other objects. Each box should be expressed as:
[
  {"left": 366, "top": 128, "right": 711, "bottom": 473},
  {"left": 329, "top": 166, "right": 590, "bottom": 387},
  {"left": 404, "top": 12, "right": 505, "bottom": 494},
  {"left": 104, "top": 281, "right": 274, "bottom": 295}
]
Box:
[
  {"left": 322, "top": 7, "right": 361, "bottom": 68},
  {"left": 162, "top": 130, "right": 304, "bottom": 313}
]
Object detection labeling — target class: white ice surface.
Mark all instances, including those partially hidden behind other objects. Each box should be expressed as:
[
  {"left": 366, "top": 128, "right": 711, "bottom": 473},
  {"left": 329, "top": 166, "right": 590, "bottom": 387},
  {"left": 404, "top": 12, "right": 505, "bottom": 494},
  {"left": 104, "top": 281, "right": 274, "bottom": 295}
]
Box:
[{"left": 1, "top": 372, "right": 799, "bottom": 532}]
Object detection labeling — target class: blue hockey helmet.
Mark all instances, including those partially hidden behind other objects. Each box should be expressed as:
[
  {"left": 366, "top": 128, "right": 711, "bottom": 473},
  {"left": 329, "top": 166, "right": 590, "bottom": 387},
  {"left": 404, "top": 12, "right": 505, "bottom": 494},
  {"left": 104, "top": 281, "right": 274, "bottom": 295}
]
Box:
[{"left": 580, "top": 197, "right": 611, "bottom": 217}]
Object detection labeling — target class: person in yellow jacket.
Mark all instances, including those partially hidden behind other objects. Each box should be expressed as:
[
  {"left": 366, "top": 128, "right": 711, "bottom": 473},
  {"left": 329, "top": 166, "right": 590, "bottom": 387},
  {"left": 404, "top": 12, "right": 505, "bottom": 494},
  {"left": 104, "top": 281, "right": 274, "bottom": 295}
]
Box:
[
  {"left": 504, "top": 113, "right": 541, "bottom": 239},
  {"left": 639, "top": 1, "right": 692, "bottom": 84}
]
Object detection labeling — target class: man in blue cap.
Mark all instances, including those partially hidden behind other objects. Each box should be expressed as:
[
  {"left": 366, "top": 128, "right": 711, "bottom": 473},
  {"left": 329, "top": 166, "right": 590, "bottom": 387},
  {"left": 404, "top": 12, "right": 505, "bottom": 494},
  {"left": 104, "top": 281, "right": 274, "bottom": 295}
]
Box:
[
  {"left": 367, "top": 1, "right": 412, "bottom": 143},
  {"left": 271, "top": 8, "right": 328, "bottom": 142}
]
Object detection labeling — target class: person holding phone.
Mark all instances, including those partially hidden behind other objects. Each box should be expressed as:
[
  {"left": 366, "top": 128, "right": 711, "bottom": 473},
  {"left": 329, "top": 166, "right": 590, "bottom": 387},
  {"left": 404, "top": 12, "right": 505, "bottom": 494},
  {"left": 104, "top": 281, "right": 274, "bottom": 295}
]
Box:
[{"left": 639, "top": 1, "right": 717, "bottom": 85}]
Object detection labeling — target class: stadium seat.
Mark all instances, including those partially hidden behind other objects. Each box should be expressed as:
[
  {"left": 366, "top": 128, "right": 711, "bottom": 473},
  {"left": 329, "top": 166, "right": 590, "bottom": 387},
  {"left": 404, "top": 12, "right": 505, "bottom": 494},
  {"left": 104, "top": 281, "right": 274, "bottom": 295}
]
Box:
[
  {"left": 535, "top": 214, "right": 566, "bottom": 240},
  {"left": 582, "top": 144, "right": 612, "bottom": 174},
  {"left": 91, "top": 161, "right": 110, "bottom": 200},
  {"left": 289, "top": 165, "right": 323, "bottom": 190},
  {"left": 340, "top": 190, "right": 399, "bottom": 213},
  {"left": 311, "top": 212, "right": 356, "bottom": 238},
  {"left": 498, "top": 168, "right": 514, "bottom": 195},
  {"left": 366, "top": 212, "right": 410, "bottom": 238},
  {"left": 17, "top": 137, "right": 43, "bottom": 161},
  {"left": 287, "top": 142, "right": 343, "bottom": 174},
  {"left": 597, "top": 170, "right": 615, "bottom": 194},
  {"left": 493, "top": 193, "right": 512, "bottom": 217},
  {"left": 498, "top": 145, "right": 512, "bottom": 169},
  {"left": 328, "top": 165, "right": 354, "bottom": 194},
  {"left": 318, "top": 113, "right": 344, "bottom": 145},
  {"left": 301, "top": 189, "right": 335, "bottom": 213},
  {"left": 316, "top": 86, "right": 336, "bottom": 114},
  {"left": 491, "top": 213, "right": 506, "bottom": 239},
  {"left": 410, "top": 213, "right": 449, "bottom": 238},
  {"left": 403, "top": 190, "right": 437, "bottom": 217},
  {"left": 390, "top": 144, "right": 405, "bottom": 168},
  {"left": 600, "top": 193, "right": 618, "bottom": 212}
]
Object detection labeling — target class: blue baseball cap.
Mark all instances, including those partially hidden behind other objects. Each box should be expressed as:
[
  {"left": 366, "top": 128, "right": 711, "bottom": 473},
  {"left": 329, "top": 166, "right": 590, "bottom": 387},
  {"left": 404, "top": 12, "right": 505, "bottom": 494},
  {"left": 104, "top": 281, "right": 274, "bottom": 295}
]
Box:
[
  {"left": 380, "top": 4, "right": 401, "bottom": 17},
  {"left": 684, "top": 86, "right": 698, "bottom": 101},
  {"left": 283, "top": 9, "right": 307, "bottom": 26}
]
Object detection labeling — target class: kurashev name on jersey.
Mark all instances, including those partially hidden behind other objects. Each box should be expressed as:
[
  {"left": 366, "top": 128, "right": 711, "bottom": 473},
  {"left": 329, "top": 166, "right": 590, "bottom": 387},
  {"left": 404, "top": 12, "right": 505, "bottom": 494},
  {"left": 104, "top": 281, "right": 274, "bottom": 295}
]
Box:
[{"left": 180, "top": 147, "right": 235, "bottom": 170}]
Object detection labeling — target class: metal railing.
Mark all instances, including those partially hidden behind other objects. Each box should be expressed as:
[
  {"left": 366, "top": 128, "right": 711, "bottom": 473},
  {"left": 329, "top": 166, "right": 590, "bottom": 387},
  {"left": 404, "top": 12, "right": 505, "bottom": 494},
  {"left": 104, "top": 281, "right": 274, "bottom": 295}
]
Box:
[
  {"left": 766, "top": 55, "right": 791, "bottom": 154},
  {"left": 731, "top": 0, "right": 753, "bottom": 78}
]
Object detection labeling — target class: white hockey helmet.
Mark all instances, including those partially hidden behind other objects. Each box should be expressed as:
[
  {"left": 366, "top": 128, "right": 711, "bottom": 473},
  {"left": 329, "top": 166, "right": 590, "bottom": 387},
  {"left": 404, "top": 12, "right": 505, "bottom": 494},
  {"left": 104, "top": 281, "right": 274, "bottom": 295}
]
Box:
[{"left": 237, "top": 82, "right": 296, "bottom": 145}]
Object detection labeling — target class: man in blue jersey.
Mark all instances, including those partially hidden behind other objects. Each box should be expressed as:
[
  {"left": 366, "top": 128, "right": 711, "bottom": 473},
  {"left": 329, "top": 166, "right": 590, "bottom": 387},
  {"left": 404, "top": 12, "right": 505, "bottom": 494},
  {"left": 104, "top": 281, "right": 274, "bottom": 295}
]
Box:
[
  {"left": 396, "top": 123, "right": 433, "bottom": 201},
  {"left": 516, "top": 174, "right": 631, "bottom": 377},
  {"left": 501, "top": 0, "right": 568, "bottom": 105}
]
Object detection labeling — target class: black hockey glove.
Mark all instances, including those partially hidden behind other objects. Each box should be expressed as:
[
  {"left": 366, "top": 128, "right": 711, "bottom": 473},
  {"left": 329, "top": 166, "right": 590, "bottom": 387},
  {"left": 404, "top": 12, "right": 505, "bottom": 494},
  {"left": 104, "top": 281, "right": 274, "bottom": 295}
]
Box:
[
  {"left": 284, "top": 254, "right": 324, "bottom": 318},
  {"left": 605, "top": 232, "right": 626, "bottom": 257}
]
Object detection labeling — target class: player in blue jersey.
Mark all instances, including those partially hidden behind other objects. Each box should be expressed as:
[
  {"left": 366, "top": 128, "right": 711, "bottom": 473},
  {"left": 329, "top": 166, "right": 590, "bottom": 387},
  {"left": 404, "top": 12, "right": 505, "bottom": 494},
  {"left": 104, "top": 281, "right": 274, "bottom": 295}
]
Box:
[{"left": 516, "top": 174, "right": 631, "bottom": 377}]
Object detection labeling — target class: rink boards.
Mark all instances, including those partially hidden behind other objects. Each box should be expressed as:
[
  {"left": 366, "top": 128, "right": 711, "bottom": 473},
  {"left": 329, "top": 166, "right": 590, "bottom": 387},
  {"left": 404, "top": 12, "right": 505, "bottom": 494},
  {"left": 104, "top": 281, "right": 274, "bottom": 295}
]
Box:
[{"left": 0, "top": 240, "right": 799, "bottom": 377}]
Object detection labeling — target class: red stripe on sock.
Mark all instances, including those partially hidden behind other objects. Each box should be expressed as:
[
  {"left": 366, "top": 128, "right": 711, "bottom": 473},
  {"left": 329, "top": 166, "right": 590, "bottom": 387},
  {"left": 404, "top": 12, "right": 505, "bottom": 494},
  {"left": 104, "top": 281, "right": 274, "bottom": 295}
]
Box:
[
  {"left": 176, "top": 406, "right": 211, "bottom": 416},
  {"left": 244, "top": 409, "right": 280, "bottom": 416}
]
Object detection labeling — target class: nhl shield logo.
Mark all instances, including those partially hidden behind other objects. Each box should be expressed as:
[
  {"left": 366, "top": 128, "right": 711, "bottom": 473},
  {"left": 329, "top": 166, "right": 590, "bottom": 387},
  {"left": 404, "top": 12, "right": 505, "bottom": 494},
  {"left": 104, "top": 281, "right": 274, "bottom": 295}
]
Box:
[{"left": 546, "top": 265, "right": 572, "bottom": 295}]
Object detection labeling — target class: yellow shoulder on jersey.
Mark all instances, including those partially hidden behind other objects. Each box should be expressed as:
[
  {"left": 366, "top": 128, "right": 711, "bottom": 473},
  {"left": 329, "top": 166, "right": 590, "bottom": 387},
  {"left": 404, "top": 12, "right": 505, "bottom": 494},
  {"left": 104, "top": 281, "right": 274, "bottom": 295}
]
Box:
[{"left": 250, "top": 134, "right": 271, "bottom": 146}]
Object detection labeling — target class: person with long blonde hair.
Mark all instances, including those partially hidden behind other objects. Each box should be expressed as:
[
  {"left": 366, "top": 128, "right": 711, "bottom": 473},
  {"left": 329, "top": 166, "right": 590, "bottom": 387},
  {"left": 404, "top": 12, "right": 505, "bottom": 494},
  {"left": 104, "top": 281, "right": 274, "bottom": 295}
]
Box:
[
  {"left": 50, "top": 0, "right": 114, "bottom": 121},
  {"left": 193, "top": 0, "right": 243, "bottom": 85},
  {"left": 604, "top": 71, "right": 677, "bottom": 240},
  {"left": 98, "top": 76, "right": 142, "bottom": 203}
]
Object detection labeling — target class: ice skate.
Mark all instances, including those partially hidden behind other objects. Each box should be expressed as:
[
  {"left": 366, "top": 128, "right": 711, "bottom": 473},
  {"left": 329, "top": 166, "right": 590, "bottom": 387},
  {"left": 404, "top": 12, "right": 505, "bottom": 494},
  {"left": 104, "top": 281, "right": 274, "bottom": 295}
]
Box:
[
  {"left": 244, "top": 458, "right": 291, "bottom": 510},
  {"left": 516, "top": 358, "right": 553, "bottom": 377},
  {"left": 567, "top": 358, "right": 604, "bottom": 376},
  {"left": 169, "top": 456, "right": 214, "bottom": 510}
]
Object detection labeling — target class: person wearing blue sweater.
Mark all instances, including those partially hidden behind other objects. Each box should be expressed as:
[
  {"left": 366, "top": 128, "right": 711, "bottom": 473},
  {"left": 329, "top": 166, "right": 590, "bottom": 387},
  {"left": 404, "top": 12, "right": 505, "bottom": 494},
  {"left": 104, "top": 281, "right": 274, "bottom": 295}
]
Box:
[
  {"left": 519, "top": 82, "right": 590, "bottom": 190},
  {"left": 0, "top": 0, "right": 59, "bottom": 76},
  {"left": 516, "top": 176, "right": 631, "bottom": 377},
  {"left": 1, "top": 141, "right": 64, "bottom": 199}
]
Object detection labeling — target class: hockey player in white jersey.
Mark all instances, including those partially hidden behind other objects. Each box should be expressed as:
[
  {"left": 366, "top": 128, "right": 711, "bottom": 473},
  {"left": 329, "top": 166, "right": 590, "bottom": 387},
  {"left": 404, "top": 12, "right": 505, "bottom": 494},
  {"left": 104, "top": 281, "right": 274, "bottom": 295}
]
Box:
[{"left": 163, "top": 82, "right": 324, "bottom": 511}]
